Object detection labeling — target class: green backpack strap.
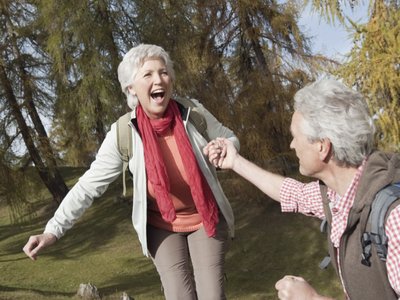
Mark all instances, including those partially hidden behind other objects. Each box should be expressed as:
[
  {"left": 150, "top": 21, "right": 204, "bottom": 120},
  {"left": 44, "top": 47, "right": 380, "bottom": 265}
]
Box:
[{"left": 116, "top": 112, "right": 133, "bottom": 196}]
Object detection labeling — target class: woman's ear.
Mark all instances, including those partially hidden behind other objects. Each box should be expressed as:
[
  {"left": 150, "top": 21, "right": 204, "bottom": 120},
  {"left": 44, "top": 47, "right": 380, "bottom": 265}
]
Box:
[{"left": 128, "top": 86, "right": 136, "bottom": 96}]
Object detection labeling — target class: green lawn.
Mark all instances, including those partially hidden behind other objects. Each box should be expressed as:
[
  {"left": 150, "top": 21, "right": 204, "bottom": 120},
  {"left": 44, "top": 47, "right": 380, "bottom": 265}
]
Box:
[{"left": 0, "top": 168, "right": 343, "bottom": 299}]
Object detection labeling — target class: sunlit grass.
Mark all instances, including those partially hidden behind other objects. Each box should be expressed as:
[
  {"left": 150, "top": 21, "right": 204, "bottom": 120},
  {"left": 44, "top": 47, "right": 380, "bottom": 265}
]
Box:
[{"left": 0, "top": 168, "right": 343, "bottom": 299}]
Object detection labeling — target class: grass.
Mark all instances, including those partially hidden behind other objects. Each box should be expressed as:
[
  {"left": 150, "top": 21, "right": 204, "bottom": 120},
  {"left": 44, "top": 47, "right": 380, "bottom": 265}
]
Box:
[{"left": 0, "top": 168, "right": 343, "bottom": 299}]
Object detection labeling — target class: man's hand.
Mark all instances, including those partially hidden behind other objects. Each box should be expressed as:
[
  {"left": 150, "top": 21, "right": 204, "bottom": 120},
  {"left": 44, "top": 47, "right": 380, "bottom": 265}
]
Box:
[
  {"left": 275, "top": 275, "right": 332, "bottom": 300},
  {"left": 23, "top": 233, "right": 57, "bottom": 261}
]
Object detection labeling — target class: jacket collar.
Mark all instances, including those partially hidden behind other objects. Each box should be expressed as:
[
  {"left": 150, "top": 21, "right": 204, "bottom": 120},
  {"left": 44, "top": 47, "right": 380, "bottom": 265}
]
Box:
[{"left": 129, "top": 99, "right": 190, "bottom": 132}]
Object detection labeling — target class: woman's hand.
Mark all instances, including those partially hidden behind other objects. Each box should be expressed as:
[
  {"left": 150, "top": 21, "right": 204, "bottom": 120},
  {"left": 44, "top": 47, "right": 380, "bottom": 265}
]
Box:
[
  {"left": 203, "top": 139, "right": 225, "bottom": 167},
  {"left": 203, "top": 138, "right": 238, "bottom": 170},
  {"left": 23, "top": 233, "right": 57, "bottom": 261}
]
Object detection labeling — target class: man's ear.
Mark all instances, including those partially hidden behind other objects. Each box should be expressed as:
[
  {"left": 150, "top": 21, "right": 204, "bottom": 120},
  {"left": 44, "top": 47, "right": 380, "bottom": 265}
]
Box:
[{"left": 319, "top": 138, "right": 332, "bottom": 162}]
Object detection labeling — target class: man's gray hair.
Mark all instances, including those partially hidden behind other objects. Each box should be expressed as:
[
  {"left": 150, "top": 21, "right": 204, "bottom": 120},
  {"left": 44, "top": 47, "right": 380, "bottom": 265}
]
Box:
[
  {"left": 294, "top": 78, "right": 375, "bottom": 167},
  {"left": 117, "top": 44, "right": 175, "bottom": 109}
]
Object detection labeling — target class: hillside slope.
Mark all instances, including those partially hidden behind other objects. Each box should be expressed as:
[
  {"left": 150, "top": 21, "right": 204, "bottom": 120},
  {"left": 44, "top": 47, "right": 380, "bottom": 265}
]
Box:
[{"left": 0, "top": 168, "right": 343, "bottom": 299}]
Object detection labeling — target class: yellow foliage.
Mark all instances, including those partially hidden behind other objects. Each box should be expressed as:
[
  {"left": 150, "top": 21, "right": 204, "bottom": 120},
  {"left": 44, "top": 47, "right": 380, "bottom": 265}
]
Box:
[{"left": 337, "top": 0, "right": 399, "bottom": 151}]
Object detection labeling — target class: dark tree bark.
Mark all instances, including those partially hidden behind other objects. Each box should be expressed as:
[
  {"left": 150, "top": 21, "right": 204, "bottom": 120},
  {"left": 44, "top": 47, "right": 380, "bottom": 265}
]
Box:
[
  {"left": 0, "top": 4, "right": 69, "bottom": 204},
  {"left": 0, "top": 62, "right": 68, "bottom": 204}
]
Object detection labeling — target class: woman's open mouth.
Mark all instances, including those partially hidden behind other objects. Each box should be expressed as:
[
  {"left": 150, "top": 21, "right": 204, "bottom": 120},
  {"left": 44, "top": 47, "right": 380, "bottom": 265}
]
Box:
[{"left": 151, "top": 91, "right": 165, "bottom": 103}]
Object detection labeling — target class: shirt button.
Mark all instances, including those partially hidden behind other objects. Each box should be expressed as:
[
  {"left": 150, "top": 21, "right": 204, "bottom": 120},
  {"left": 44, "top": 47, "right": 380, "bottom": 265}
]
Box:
[{"left": 331, "top": 207, "right": 338, "bottom": 214}]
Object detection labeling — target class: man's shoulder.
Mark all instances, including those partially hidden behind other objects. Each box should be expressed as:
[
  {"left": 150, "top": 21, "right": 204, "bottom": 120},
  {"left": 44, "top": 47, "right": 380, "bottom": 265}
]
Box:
[
  {"left": 362, "top": 151, "right": 400, "bottom": 188},
  {"left": 367, "top": 151, "right": 400, "bottom": 165}
]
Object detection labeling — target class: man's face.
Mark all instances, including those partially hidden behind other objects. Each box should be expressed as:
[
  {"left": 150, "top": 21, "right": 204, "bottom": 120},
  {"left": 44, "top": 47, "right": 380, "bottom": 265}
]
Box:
[{"left": 289, "top": 111, "right": 324, "bottom": 177}]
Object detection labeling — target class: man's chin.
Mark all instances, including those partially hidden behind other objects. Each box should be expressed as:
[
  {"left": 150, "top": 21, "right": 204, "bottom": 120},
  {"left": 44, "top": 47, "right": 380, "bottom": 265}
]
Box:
[{"left": 298, "top": 167, "right": 308, "bottom": 177}]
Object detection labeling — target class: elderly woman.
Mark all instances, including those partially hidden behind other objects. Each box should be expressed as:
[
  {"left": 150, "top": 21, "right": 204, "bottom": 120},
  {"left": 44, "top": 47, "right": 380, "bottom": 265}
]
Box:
[{"left": 23, "top": 44, "right": 239, "bottom": 300}]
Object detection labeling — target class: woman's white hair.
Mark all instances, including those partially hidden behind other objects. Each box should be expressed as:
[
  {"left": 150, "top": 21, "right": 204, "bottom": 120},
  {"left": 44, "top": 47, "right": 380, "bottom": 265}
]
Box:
[
  {"left": 294, "top": 78, "right": 375, "bottom": 167},
  {"left": 117, "top": 44, "right": 175, "bottom": 109}
]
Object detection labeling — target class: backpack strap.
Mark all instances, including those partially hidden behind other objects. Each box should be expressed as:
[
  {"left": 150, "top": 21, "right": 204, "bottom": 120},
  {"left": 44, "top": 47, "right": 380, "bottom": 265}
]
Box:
[
  {"left": 319, "top": 183, "right": 333, "bottom": 269},
  {"left": 361, "top": 183, "right": 400, "bottom": 266},
  {"left": 116, "top": 112, "right": 133, "bottom": 196}
]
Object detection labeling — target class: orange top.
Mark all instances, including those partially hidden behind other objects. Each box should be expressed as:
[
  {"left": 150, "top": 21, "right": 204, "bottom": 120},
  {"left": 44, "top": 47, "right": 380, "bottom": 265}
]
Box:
[{"left": 147, "top": 129, "right": 202, "bottom": 232}]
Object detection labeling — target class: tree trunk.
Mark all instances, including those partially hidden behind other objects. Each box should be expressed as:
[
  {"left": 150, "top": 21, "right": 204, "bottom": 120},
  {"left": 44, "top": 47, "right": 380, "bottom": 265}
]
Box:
[
  {"left": 0, "top": 62, "right": 69, "bottom": 204},
  {"left": 0, "top": 6, "right": 69, "bottom": 204}
]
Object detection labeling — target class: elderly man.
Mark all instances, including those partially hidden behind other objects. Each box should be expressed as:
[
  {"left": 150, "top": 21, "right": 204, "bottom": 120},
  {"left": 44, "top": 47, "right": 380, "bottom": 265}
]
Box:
[{"left": 204, "top": 79, "right": 400, "bottom": 299}]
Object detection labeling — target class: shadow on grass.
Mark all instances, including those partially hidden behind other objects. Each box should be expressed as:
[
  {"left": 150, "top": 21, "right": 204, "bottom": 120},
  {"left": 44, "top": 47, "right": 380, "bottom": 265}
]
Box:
[
  {"left": 46, "top": 190, "right": 133, "bottom": 260},
  {"left": 0, "top": 170, "right": 158, "bottom": 299},
  {"left": 1, "top": 167, "right": 344, "bottom": 299},
  {"left": 0, "top": 166, "right": 97, "bottom": 256},
  {"left": 0, "top": 284, "right": 75, "bottom": 298},
  {"left": 220, "top": 175, "right": 343, "bottom": 299},
  {"left": 0, "top": 285, "right": 75, "bottom": 299},
  {"left": 98, "top": 259, "right": 163, "bottom": 299},
  {"left": 1, "top": 182, "right": 132, "bottom": 262}
]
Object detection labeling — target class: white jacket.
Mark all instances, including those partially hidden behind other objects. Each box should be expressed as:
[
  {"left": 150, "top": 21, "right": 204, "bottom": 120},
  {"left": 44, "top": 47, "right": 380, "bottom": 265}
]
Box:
[{"left": 44, "top": 99, "right": 239, "bottom": 256}]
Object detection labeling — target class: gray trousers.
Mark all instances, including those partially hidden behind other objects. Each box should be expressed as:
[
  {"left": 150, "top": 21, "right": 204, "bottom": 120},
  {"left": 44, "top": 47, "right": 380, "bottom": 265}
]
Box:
[{"left": 147, "top": 216, "right": 230, "bottom": 300}]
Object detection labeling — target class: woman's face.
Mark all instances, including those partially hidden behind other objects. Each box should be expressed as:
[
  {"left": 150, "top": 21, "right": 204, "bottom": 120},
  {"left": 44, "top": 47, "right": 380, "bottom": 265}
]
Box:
[{"left": 129, "top": 58, "right": 173, "bottom": 119}]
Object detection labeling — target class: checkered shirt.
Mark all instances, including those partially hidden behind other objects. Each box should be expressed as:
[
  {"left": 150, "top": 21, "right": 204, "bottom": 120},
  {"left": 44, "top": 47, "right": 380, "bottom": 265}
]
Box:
[{"left": 280, "top": 166, "right": 400, "bottom": 296}]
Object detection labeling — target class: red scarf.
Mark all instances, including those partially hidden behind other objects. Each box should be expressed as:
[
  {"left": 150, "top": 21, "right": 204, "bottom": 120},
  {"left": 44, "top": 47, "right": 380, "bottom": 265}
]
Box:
[{"left": 136, "top": 100, "right": 219, "bottom": 237}]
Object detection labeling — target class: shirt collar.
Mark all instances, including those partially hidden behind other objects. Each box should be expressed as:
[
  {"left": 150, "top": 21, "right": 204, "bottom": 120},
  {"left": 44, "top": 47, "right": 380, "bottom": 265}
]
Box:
[{"left": 328, "top": 159, "right": 367, "bottom": 212}]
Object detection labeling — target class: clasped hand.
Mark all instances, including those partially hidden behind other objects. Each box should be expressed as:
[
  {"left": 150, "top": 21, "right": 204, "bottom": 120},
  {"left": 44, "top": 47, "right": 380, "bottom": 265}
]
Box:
[
  {"left": 203, "top": 137, "right": 237, "bottom": 169},
  {"left": 203, "top": 138, "right": 226, "bottom": 167}
]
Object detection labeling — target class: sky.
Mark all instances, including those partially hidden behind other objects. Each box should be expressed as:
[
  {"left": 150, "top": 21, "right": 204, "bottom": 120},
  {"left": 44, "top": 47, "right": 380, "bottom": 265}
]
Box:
[{"left": 298, "top": 3, "right": 370, "bottom": 61}]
